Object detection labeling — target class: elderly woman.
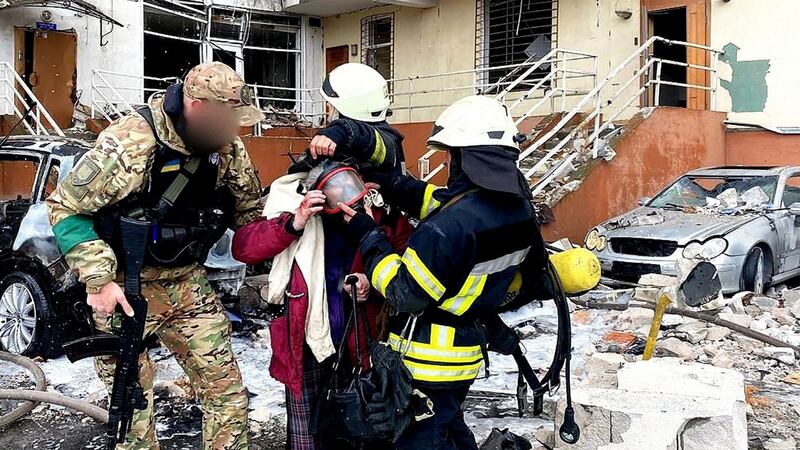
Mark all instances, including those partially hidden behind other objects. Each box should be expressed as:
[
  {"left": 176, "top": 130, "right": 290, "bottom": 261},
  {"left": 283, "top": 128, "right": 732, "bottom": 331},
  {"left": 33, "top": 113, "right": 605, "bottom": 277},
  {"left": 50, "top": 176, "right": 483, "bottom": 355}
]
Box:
[{"left": 232, "top": 63, "right": 408, "bottom": 450}]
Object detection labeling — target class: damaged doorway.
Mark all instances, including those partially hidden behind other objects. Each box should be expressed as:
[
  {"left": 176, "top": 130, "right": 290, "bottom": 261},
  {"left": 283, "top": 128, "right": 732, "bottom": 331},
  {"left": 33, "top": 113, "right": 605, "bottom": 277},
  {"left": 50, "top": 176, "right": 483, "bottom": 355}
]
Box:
[
  {"left": 13, "top": 27, "right": 77, "bottom": 130},
  {"left": 642, "top": 0, "right": 710, "bottom": 110},
  {"left": 649, "top": 8, "right": 687, "bottom": 107}
]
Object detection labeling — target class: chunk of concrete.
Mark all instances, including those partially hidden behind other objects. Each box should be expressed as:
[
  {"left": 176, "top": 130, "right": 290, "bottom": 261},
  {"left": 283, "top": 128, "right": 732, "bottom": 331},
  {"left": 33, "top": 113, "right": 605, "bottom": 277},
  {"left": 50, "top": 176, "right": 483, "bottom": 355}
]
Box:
[
  {"left": 638, "top": 274, "right": 678, "bottom": 287},
  {"left": 554, "top": 359, "right": 747, "bottom": 450},
  {"left": 674, "top": 320, "right": 708, "bottom": 344},
  {"left": 718, "top": 313, "right": 752, "bottom": 328},
  {"left": 705, "top": 326, "right": 731, "bottom": 342},
  {"left": 582, "top": 352, "right": 627, "bottom": 388},
  {"left": 615, "top": 307, "right": 653, "bottom": 331},
  {"left": 761, "top": 346, "right": 797, "bottom": 365},
  {"left": 655, "top": 337, "right": 696, "bottom": 360}
]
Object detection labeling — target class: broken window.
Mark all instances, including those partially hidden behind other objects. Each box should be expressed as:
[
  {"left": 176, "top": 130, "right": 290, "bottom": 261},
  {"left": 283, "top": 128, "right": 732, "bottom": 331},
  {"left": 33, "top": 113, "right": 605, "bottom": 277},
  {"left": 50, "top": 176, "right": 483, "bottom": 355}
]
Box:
[
  {"left": 210, "top": 7, "right": 246, "bottom": 42},
  {"left": 244, "top": 13, "right": 301, "bottom": 110},
  {"left": 143, "top": 3, "right": 205, "bottom": 100},
  {"left": 142, "top": 4, "right": 302, "bottom": 111},
  {"left": 0, "top": 157, "right": 38, "bottom": 201},
  {"left": 476, "top": 0, "right": 557, "bottom": 88},
  {"left": 361, "top": 13, "right": 394, "bottom": 82}
]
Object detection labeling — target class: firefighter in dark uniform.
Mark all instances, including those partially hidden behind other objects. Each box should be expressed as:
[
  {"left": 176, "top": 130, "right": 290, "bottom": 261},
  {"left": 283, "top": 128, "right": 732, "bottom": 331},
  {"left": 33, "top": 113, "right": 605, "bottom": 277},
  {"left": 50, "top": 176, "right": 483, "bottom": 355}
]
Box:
[
  {"left": 338, "top": 95, "right": 539, "bottom": 450},
  {"left": 306, "top": 62, "right": 406, "bottom": 176}
]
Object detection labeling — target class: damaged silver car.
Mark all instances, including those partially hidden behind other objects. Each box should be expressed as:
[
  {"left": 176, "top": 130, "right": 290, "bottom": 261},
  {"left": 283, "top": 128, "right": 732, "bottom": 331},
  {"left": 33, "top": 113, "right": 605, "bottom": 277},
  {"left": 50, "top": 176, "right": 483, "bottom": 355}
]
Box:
[
  {"left": 0, "top": 136, "right": 245, "bottom": 357},
  {"left": 586, "top": 166, "right": 800, "bottom": 295}
]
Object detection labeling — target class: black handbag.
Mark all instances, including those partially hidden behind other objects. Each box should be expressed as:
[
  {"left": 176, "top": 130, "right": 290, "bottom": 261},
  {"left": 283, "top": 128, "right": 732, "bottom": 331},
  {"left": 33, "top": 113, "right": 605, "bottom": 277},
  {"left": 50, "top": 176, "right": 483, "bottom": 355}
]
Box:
[{"left": 312, "top": 277, "right": 391, "bottom": 443}]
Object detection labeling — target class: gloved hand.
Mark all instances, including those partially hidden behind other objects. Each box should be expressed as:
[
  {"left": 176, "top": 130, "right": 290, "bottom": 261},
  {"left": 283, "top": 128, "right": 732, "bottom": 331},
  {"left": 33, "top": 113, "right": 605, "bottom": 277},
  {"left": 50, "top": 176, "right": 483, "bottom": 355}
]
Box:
[
  {"left": 365, "top": 391, "right": 393, "bottom": 434},
  {"left": 339, "top": 202, "right": 379, "bottom": 242}
]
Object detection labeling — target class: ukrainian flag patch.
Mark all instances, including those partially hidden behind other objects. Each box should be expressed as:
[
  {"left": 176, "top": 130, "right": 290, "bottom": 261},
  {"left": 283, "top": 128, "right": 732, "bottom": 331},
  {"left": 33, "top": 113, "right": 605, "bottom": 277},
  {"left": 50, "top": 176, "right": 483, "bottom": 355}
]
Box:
[{"left": 162, "top": 159, "right": 181, "bottom": 173}]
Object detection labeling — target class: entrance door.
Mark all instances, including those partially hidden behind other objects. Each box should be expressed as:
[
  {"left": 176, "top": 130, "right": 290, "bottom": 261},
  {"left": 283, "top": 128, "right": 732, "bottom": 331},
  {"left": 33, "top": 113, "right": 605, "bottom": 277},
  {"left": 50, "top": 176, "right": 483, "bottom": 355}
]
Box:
[
  {"left": 642, "top": 0, "right": 709, "bottom": 110},
  {"left": 14, "top": 28, "right": 77, "bottom": 130},
  {"left": 325, "top": 45, "right": 350, "bottom": 74}
]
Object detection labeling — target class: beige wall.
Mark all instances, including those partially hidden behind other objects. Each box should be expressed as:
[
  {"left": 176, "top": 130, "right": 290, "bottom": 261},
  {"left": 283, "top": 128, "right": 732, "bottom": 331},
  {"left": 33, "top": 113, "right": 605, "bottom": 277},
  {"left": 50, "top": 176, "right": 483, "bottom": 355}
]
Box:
[
  {"left": 321, "top": 0, "right": 797, "bottom": 128},
  {"left": 556, "top": 0, "right": 642, "bottom": 118},
  {"left": 710, "top": 0, "right": 800, "bottom": 127},
  {"left": 322, "top": 0, "right": 478, "bottom": 123}
]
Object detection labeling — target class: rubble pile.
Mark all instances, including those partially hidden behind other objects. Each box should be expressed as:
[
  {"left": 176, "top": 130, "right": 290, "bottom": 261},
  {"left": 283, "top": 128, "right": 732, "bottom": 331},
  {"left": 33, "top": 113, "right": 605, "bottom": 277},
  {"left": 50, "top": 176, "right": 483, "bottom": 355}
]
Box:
[{"left": 545, "top": 281, "right": 800, "bottom": 449}]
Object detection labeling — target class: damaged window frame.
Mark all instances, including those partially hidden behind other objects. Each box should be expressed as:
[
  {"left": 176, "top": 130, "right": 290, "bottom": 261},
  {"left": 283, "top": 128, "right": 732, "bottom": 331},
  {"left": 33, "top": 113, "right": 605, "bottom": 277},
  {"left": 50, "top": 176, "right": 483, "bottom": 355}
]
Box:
[
  {"left": 475, "top": 0, "right": 558, "bottom": 90},
  {"left": 361, "top": 13, "right": 395, "bottom": 85},
  {"left": 142, "top": 0, "right": 302, "bottom": 111}
]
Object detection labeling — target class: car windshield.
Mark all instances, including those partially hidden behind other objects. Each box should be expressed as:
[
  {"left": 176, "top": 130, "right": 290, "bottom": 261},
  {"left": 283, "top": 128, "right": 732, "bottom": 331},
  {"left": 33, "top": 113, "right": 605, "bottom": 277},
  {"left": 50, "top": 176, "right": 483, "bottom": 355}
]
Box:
[{"left": 649, "top": 175, "right": 778, "bottom": 209}]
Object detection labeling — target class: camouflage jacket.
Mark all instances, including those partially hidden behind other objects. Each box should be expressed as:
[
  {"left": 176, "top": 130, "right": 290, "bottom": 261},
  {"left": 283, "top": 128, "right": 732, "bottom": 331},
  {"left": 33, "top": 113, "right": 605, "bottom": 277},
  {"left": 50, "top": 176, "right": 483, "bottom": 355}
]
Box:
[{"left": 46, "top": 93, "right": 262, "bottom": 293}]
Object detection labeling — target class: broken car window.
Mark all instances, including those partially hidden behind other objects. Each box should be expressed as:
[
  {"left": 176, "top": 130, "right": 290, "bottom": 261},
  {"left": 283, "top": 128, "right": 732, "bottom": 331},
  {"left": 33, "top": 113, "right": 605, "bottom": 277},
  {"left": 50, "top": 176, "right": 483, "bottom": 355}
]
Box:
[
  {"left": 0, "top": 157, "right": 39, "bottom": 201},
  {"left": 649, "top": 175, "right": 777, "bottom": 209}
]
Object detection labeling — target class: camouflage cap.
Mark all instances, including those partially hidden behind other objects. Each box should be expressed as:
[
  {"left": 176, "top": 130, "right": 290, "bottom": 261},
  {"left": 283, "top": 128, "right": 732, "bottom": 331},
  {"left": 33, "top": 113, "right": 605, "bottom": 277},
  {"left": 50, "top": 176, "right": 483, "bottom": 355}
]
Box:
[{"left": 183, "top": 62, "right": 265, "bottom": 126}]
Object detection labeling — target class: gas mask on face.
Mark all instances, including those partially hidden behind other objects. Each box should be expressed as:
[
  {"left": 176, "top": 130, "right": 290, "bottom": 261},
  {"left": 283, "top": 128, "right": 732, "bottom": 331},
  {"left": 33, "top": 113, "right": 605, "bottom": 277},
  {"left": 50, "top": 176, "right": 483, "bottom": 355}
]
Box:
[{"left": 307, "top": 160, "right": 369, "bottom": 214}]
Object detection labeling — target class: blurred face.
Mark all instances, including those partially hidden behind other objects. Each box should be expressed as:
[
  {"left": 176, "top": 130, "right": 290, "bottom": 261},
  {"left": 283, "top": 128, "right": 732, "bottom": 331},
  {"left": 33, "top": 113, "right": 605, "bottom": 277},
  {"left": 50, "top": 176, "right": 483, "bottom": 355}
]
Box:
[{"left": 183, "top": 97, "right": 241, "bottom": 153}]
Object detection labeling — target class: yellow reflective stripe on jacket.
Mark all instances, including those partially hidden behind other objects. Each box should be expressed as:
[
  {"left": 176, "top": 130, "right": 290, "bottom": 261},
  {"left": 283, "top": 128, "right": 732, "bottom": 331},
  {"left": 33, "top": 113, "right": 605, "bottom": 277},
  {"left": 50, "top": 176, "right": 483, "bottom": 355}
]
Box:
[
  {"left": 437, "top": 247, "right": 531, "bottom": 316},
  {"left": 472, "top": 247, "right": 531, "bottom": 275},
  {"left": 370, "top": 129, "right": 387, "bottom": 165},
  {"left": 402, "top": 359, "right": 483, "bottom": 383},
  {"left": 402, "top": 248, "right": 446, "bottom": 300},
  {"left": 430, "top": 324, "right": 456, "bottom": 348},
  {"left": 420, "top": 184, "right": 442, "bottom": 219},
  {"left": 371, "top": 254, "right": 402, "bottom": 296},
  {"left": 388, "top": 333, "right": 482, "bottom": 363},
  {"left": 438, "top": 274, "right": 487, "bottom": 316}
]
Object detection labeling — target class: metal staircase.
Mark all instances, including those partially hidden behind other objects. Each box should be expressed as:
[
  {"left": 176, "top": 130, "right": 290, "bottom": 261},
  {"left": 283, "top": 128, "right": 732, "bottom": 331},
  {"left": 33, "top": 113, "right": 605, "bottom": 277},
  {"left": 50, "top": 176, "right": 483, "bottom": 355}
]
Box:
[
  {"left": 0, "top": 62, "right": 65, "bottom": 137},
  {"left": 416, "top": 37, "right": 723, "bottom": 208},
  {"left": 521, "top": 36, "right": 722, "bottom": 204}
]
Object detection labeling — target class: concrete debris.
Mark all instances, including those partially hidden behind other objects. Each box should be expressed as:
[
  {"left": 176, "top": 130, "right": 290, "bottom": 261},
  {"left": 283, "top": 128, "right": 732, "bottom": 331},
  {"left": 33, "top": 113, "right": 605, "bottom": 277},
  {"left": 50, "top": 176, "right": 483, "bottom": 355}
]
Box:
[
  {"left": 533, "top": 427, "right": 555, "bottom": 449},
  {"left": 655, "top": 336, "right": 697, "bottom": 359},
  {"left": 705, "top": 326, "right": 732, "bottom": 341},
  {"left": 673, "top": 320, "right": 709, "bottom": 344},
  {"left": 637, "top": 273, "right": 677, "bottom": 287},
  {"left": 764, "top": 437, "right": 797, "bottom": 450},
  {"left": 761, "top": 346, "right": 797, "bottom": 365},
  {"left": 718, "top": 312, "right": 753, "bottom": 328},
  {"left": 608, "top": 210, "right": 665, "bottom": 229},
  {"left": 741, "top": 186, "right": 771, "bottom": 207},
  {"left": 614, "top": 307, "right": 653, "bottom": 332},
  {"left": 711, "top": 350, "right": 736, "bottom": 368},
  {"left": 555, "top": 358, "right": 747, "bottom": 450}
]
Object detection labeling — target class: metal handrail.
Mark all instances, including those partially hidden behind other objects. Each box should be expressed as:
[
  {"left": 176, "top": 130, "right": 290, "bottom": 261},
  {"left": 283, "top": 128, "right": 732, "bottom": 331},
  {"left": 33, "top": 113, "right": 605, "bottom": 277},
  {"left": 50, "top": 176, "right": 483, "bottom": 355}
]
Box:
[
  {"left": 525, "top": 36, "right": 723, "bottom": 199},
  {"left": 0, "top": 62, "right": 65, "bottom": 137},
  {"left": 415, "top": 48, "right": 598, "bottom": 179}
]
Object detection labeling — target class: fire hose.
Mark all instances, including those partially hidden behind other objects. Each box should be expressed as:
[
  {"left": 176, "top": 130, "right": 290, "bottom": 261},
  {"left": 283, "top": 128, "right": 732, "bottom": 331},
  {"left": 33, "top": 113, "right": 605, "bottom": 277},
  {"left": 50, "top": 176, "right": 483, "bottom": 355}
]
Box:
[{"left": 0, "top": 351, "right": 108, "bottom": 428}]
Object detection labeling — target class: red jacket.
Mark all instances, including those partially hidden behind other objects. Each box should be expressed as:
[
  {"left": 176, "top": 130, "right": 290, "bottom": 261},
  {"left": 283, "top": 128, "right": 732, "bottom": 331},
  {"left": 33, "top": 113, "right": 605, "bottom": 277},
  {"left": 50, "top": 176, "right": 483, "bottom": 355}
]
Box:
[{"left": 233, "top": 209, "right": 413, "bottom": 396}]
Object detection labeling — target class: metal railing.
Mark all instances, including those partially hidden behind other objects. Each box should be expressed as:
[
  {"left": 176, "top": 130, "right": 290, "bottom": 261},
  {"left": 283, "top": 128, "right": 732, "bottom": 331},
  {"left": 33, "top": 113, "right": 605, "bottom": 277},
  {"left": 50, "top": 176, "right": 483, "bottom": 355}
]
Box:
[
  {"left": 90, "top": 69, "right": 326, "bottom": 135},
  {"left": 0, "top": 62, "right": 65, "bottom": 137},
  {"left": 90, "top": 69, "right": 177, "bottom": 121},
  {"left": 414, "top": 48, "right": 598, "bottom": 180},
  {"left": 523, "top": 36, "right": 722, "bottom": 198}
]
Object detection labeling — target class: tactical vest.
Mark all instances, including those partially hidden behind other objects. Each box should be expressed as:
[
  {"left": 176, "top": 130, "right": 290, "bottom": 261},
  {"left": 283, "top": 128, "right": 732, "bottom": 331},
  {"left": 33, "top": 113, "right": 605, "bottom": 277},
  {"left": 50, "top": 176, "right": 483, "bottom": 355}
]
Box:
[{"left": 95, "top": 107, "right": 235, "bottom": 268}]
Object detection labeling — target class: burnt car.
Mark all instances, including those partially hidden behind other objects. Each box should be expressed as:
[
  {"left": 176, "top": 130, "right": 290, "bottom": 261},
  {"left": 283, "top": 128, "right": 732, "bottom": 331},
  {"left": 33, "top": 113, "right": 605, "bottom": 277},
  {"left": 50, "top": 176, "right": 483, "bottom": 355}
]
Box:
[
  {"left": 0, "top": 136, "right": 245, "bottom": 356},
  {"left": 586, "top": 166, "right": 800, "bottom": 295}
]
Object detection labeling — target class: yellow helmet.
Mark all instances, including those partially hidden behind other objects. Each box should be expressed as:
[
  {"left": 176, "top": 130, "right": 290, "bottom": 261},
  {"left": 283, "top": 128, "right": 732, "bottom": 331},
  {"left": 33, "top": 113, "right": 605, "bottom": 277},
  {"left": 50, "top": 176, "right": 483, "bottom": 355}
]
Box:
[{"left": 550, "top": 248, "right": 601, "bottom": 295}]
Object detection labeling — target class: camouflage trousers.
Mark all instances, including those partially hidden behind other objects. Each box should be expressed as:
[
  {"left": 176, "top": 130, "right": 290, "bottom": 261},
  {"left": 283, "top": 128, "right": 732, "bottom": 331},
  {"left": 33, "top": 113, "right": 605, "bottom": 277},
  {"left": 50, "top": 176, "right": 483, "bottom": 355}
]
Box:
[{"left": 95, "top": 267, "right": 249, "bottom": 450}]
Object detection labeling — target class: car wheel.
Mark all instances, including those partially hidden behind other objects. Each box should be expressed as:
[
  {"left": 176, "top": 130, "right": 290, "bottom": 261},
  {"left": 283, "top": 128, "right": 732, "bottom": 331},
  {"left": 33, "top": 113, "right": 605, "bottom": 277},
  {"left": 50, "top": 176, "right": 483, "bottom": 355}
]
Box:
[
  {"left": 0, "top": 271, "right": 59, "bottom": 357},
  {"left": 741, "top": 247, "right": 768, "bottom": 294}
]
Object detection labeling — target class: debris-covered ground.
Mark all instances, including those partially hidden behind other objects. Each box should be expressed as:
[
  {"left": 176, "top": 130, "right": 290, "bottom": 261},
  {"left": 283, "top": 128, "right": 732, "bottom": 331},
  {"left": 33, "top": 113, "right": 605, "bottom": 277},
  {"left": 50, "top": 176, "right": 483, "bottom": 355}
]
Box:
[{"left": 1, "top": 280, "right": 799, "bottom": 449}]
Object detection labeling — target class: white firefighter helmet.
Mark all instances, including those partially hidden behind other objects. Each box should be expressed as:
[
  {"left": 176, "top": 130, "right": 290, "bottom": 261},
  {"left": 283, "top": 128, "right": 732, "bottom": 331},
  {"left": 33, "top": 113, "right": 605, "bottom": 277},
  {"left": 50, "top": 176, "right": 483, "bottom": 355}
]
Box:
[
  {"left": 320, "top": 63, "right": 390, "bottom": 123},
  {"left": 428, "top": 95, "right": 521, "bottom": 150}
]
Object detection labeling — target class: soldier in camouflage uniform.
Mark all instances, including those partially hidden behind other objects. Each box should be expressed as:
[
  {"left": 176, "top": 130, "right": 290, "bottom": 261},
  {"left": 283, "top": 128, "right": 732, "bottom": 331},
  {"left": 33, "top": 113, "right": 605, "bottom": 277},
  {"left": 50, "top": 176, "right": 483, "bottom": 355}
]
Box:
[{"left": 46, "top": 62, "right": 264, "bottom": 450}]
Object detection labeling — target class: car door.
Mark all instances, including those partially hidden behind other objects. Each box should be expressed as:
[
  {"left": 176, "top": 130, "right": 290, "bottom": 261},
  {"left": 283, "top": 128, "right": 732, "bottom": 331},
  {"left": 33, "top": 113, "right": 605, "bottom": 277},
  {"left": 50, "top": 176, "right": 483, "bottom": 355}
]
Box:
[{"left": 774, "top": 171, "right": 800, "bottom": 275}]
